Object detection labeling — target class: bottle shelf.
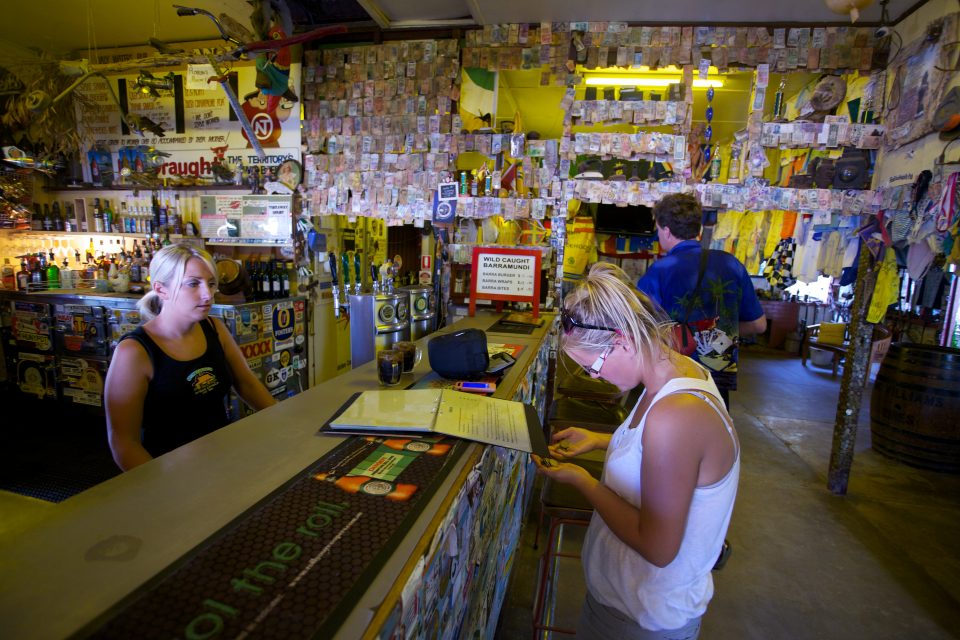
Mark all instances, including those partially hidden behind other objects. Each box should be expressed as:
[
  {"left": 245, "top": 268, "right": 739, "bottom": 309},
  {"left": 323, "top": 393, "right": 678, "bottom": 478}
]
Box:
[
  {"left": 0, "top": 230, "right": 187, "bottom": 239},
  {"left": 44, "top": 184, "right": 250, "bottom": 192}
]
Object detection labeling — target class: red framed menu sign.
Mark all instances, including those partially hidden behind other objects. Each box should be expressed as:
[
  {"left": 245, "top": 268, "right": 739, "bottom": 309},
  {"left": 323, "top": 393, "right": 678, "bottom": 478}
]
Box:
[{"left": 468, "top": 246, "right": 541, "bottom": 318}]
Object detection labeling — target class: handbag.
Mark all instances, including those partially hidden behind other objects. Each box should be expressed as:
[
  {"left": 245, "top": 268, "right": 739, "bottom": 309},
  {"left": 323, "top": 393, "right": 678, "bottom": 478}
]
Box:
[
  {"left": 832, "top": 149, "right": 870, "bottom": 190},
  {"left": 672, "top": 248, "right": 710, "bottom": 356},
  {"left": 812, "top": 157, "right": 836, "bottom": 189}
]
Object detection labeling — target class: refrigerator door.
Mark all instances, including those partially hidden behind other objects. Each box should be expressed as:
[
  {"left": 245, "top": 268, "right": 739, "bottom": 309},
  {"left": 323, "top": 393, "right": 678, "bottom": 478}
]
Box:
[
  {"left": 261, "top": 298, "right": 309, "bottom": 402},
  {"left": 107, "top": 306, "right": 145, "bottom": 353},
  {"left": 58, "top": 355, "right": 108, "bottom": 408},
  {"left": 14, "top": 351, "right": 58, "bottom": 400},
  {"left": 218, "top": 297, "right": 308, "bottom": 421},
  {"left": 10, "top": 300, "right": 54, "bottom": 352},
  {"left": 54, "top": 303, "right": 109, "bottom": 356}
]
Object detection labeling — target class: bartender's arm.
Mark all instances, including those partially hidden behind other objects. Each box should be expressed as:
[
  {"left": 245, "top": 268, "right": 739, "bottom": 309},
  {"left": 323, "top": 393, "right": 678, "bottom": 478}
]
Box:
[
  {"left": 213, "top": 317, "right": 278, "bottom": 411},
  {"left": 104, "top": 340, "right": 154, "bottom": 470}
]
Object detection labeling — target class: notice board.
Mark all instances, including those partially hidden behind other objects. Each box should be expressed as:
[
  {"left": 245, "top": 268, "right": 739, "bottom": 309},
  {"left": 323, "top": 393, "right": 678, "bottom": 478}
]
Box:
[{"left": 468, "top": 247, "right": 541, "bottom": 318}]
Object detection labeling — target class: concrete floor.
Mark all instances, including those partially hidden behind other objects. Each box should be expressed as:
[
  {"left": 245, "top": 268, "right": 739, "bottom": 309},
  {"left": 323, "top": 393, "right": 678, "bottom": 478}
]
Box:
[{"left": 497, "top": 348, "right": 960, "bottom": 639}]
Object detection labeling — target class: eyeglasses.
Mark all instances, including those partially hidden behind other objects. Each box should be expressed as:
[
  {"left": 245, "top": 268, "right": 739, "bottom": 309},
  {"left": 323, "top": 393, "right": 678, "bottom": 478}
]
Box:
[
  {"left": 560, "top": 308, "right": 617, "bottom": 334},
  {"left": 583, "top": 344, "right": 614, "bottom": 376}
]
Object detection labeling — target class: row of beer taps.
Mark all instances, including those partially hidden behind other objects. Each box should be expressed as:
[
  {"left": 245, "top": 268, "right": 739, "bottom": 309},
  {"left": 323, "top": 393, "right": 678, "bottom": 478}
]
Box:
[{"left": 327, "top": 251, "right": 402, "bottom": 318}]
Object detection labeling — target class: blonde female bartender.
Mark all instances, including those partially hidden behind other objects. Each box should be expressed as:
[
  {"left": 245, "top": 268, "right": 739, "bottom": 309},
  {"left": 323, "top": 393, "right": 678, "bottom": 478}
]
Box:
[{"left": 104, "top": 244, "right": 277, "bottom": 470}]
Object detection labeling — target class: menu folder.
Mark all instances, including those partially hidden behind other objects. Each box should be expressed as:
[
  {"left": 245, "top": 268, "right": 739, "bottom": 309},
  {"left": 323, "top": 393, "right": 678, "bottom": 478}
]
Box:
[{"left": 319, "top": 389, "right": 549, "bottom": 457}]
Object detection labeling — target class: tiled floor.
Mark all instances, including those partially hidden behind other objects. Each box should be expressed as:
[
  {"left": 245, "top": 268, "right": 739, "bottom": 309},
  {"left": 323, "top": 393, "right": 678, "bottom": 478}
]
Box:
[
  {"left": 497, "top": 347, "right": 960, "bottom": 639},
  {"left": 0, "top": 394, "right": 118, "bottom": 502}
]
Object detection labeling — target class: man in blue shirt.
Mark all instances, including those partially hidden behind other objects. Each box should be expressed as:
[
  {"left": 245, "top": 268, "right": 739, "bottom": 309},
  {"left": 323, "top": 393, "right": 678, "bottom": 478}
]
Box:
[{"left": 637, "top": 194, "right": 766, "bottom": 405}]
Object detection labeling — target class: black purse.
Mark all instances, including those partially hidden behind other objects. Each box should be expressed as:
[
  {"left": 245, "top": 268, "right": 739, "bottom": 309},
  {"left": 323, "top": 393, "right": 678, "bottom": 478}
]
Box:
[{"left": 832, "top": 149, "right": 870, "bottom": 190}]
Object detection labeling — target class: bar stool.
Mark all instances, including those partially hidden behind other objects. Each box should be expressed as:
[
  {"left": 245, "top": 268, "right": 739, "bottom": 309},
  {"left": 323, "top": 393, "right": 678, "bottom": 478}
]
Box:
[
  {"left": 533, "top": 394, "right": 631, "bottom": 551},
  {"left": 532, "top": 457, "right": 603, "bottom": 639},
  {"left": 532, "top": 387, "right": 628, "bottom": 637}
]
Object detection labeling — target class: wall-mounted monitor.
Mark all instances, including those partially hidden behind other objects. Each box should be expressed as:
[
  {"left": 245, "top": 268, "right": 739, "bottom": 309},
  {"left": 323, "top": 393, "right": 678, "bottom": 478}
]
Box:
[{"left": 593, "top": 203, "right": 656, "bottom": 237}]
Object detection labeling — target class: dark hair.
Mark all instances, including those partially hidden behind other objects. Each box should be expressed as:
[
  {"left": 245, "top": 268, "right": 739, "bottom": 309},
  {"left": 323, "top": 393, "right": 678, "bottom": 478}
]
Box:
[{"left": 652, "top": 193, "right": 701, "bottom": 241}]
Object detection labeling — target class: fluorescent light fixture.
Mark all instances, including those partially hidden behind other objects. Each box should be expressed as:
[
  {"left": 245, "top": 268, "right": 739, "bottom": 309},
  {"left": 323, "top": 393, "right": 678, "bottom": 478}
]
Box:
[{"left": 585, "top": 76, "right": 724, "bottom": 88}]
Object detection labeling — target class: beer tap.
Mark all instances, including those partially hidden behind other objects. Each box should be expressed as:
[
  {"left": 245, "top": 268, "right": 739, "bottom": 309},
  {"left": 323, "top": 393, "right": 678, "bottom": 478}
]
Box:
[
  {"left": 371, "top": 263, "right": 380, "bottom": 294},
  {"left": 341, "top": 252, "right": 351, "bottom": 296},
  {"left": 379, "top": 260, "right": 395, "bottom": 294},
  {"left": 353, "top": 252, "right": 362, "bottom": 295},
  {"left": 390, "top": 255, "right": 402, "bottom": 293},
  {"left": 328, "top": 251, "right": 342, "bottom": 318}
]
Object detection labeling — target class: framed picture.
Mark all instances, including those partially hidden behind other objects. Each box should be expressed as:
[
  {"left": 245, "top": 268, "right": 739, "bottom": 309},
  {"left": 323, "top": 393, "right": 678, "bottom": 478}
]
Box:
[{"left": 884, "top": 13, "right": 958, "bottom": 149}]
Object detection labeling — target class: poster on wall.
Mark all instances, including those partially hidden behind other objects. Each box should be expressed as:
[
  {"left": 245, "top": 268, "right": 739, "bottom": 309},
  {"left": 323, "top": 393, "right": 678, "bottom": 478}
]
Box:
[
  {"left": 74, "top": 62, "right": 301, "bottom": 182},
  {"left": 199, "top": 194, "right": 293, "bottom": 244},
  {"left": 468, "top": 246, "right": 542, "bottom": 318},
  {"left": 884, "top": 13, "right": 959, "bottom": 149}
]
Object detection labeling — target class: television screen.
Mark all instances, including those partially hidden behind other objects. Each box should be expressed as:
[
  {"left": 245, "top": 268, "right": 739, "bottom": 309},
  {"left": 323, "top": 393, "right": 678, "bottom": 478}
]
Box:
[{"left": 593, "top": 203, "right": 656, "bottom": 237}]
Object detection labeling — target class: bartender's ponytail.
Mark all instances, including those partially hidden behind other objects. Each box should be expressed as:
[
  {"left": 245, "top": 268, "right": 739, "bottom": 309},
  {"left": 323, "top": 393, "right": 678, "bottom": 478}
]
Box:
[
  {"left": 136, "top": 243, "right": 218, "bottom": 322},
  {"left": 137, "top": 290, "right": 164, "bottom": 322}
]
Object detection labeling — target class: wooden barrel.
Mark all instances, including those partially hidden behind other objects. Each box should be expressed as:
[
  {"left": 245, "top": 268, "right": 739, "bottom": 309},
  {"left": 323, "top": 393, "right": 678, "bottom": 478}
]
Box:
[{"left": 870, "top": 343, "right": 960, "bottom": 473}]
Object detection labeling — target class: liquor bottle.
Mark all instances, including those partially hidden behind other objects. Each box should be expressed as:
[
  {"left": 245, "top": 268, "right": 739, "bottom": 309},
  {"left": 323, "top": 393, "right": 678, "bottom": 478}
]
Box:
[
  {"left": 93, "top": 198, "right": 104, "bottom": 232},
  {"left": 312, "top": 472, "right": 418, "bottom": 502},
  {"left": 259, "top": 261, "right": 271, "bottom": 300},
  {"left": 16, "top": 258, "right": 30, "bottom": 291},
  {"left": 171, "top": 194, "right": 183, "bottom": 235},
  {"left": 42, "top": 204, "right": 53, "bottom": 231},
  {"left": 151, "top": 192, "right": 161, "bottom": 231},
  {"left": 30, "top": 205, "right": 43, "bottom": 230},
  {"left": 133, "top": 239, "right": 142, "bottom": 260},
  {"left": 103, "top": 199, "right": 114, "bottom": 233},
  {"left": 52, "top": 202, "right": 63, "bottom": 231},
  {"left": 281, "top": 262, "right": 291, "bottom": 297},
  {"left": 31, "top": 252, "right": 46, "bottom": 287},
  {"left": 60, "top": 259, "right": 73, "bottom": 290},
  {"left": 119, "top": 200, "right": 129, "bottom": 233},
  {"left": 270, "top": 260, "right": 281, "bottom": 299},
  {"left": 246, "top": 261, "right": 258, "bottom": 300},
  {"left": 130, "top": 251, "right": 142, "bottom": 282},
  {"left": 64, "top": 203, "right": 74, "bottom": 232},
  {"left": 46, "top": 252, "right": 60, "bottom": 289},
  {"left": 159, "top": 197, "right": 169, "bottom": 231},
  {"left": 86, "top": 238, "right": 95, "bottom": 264},
  {"left": 1, "top": 258, "right": 15, "bottom": 289}
]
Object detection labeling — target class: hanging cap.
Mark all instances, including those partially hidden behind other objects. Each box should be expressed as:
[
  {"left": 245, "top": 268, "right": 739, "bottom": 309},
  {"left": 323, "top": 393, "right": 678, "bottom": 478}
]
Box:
[
  {"left": 933, "top": 87, "right": 960, "bottom": 140},
  {"left": 808, "top": 75, "right": 847, "bottom": 112}
]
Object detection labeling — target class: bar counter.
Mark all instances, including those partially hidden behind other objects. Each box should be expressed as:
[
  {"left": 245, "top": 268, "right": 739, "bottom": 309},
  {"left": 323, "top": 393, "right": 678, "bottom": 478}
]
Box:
[{"left": 0, "top": 311, "right": 555, "bottom": 639}]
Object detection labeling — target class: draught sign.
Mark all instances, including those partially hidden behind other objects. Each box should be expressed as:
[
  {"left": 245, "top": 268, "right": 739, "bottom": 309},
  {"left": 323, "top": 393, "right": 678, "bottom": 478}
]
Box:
[{"left": 468, "top": 246, "right": 541, "bottom": 318}]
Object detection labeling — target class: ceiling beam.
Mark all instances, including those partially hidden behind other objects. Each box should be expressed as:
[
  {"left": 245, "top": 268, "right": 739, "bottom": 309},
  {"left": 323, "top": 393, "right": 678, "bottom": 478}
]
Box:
[
  {"left": 466, "top": 0, "right": 487, "bottom": 26},
  {"left": 354, "top": 0, "right": 391, "bottom": 29}
]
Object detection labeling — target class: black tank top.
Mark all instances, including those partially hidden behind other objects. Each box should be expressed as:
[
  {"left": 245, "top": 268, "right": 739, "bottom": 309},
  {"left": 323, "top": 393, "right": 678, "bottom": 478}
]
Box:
[{"left": 122, "top": 319, "right": 233, "bottom": 457}]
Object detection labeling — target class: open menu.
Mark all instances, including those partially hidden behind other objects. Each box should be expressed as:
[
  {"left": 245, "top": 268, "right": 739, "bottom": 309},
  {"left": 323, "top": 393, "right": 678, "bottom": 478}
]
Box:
[{"left": 322, "top": 389, "right": 549, "bottom": 455}]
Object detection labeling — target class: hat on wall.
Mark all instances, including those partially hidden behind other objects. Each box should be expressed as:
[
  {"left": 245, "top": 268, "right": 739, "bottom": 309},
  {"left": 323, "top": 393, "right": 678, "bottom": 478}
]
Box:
[
  {"left": 808, "top": 75, "right": 847, "bottom": 112},
  {"left": 933, "top": 86, "right": 960, "bottom": 140}
]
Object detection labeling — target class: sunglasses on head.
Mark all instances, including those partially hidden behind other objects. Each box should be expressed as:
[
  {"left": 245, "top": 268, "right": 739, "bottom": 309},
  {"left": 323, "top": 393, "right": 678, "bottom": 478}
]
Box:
[{"left": 560, "top": 308, "right": 617, "bottom": 334}]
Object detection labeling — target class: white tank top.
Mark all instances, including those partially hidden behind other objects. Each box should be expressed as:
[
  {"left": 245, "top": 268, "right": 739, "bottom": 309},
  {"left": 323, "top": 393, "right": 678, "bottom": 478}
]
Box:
[{"left": 582, "top": 373, "right": 740, "bottom": 631}]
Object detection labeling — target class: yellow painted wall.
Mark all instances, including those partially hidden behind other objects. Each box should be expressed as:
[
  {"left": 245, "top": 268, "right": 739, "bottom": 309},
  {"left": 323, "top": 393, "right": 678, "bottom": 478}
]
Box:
[{"left": 874, "top": 0, "right": 957, "bottom": 185}]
